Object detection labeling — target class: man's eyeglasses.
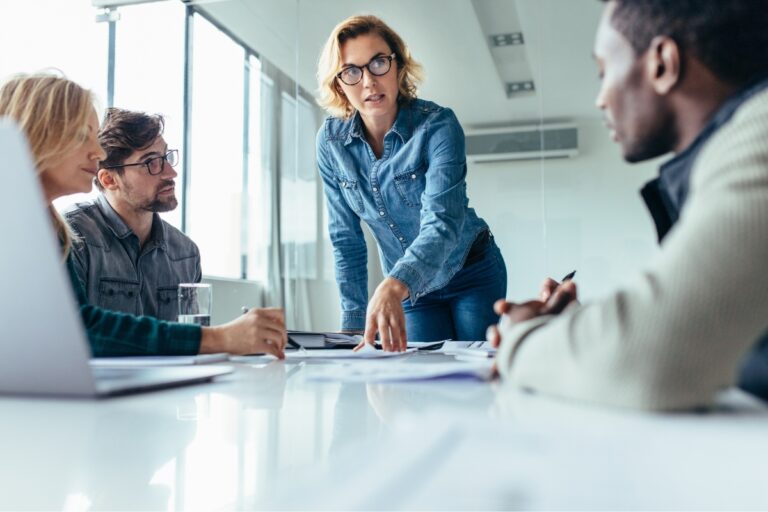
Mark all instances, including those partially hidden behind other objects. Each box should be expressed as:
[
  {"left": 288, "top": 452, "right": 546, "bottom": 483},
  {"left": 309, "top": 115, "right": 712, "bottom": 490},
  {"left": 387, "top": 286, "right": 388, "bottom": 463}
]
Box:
[
  {"left": 101, "top": 149, "right": 179, "bottom": 176},
  {"left": 336, "top": 53, "right": 396, "bottom": 86}
]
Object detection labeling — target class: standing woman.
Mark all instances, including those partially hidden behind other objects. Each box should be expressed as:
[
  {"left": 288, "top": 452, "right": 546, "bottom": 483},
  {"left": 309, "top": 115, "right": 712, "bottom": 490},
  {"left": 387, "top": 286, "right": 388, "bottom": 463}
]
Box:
[
  {"left": 0, "top": 73, "right": 286, "bottom": 358},
  {"left": 316, "top": 15, "right": 507, "bottom": 350}
]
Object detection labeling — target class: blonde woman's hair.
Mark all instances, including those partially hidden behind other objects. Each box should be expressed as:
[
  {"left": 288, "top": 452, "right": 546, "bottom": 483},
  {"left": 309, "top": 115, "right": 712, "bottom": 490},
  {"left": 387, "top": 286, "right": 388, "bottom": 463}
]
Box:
[
  {"left": 317, "top": 15, "right": 424, "bottom": 119},
  {"left": 0, "top": 72, "right": 96, "bottom": 258}
]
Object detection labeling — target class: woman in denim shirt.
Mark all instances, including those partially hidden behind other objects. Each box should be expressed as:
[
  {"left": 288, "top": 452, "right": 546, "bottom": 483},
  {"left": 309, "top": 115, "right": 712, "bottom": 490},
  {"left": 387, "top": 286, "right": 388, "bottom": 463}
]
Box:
[
  {"left": 316, "top": 15, "right": 507, "bottom": 351},
  {"left": 0, "top": 73, "right": 287, "bottom": 358}
]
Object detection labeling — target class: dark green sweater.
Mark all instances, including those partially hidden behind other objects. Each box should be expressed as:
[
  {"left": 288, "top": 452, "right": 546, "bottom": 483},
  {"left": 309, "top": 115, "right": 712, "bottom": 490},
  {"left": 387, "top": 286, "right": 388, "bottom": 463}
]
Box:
[{"left": 66, "top": 255, "right": 202, "bottom": 357}]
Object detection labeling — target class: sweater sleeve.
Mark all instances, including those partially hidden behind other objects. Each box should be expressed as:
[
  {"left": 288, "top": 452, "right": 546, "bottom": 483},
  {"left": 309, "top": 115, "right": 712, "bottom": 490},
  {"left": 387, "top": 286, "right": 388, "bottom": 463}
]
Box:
[
  {"left": 67, "top": 255, "right": 201, "bottom": 356},
  {"left": 496, "top": 92, "right": 768, "bottom": 411}
]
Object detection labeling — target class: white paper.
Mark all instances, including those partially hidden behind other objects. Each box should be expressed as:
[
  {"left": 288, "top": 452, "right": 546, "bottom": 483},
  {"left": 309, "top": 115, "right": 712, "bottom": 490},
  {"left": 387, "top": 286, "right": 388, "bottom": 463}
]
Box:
[
  {"left": 305, "top": 360, "right": 494, "bottom": 382},
  {"left": 285, "top": 346, "right": 417, "bottom": 360}
]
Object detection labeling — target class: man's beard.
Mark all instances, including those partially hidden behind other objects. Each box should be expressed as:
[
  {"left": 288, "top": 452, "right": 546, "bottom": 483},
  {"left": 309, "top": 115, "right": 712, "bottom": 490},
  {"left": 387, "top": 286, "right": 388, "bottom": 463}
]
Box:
[{"left": 141, "top": 180, "right": 178, "bottom": 213}]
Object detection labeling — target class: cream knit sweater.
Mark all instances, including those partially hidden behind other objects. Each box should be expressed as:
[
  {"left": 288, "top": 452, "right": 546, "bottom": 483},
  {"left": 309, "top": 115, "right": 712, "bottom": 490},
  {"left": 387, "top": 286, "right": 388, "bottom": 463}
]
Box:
[{"left": 497, "top": 89, "right": 768, "bottom": 411}]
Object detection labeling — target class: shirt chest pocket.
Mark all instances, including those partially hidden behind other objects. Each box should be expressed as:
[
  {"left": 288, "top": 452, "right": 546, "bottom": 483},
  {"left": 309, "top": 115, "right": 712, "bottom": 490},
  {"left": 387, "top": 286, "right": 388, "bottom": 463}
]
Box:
[
  {"left": 336, "top": 175, "right": 364, "bottom": 214},
  {"left": 394, "top": 164, "right": 426, "bottom": 208},
  {"left": 98, "top": 279, "right": 140, "bottom": 315},
  {"left": 156, "top": 286, "right": 179, "bottom": 322}
]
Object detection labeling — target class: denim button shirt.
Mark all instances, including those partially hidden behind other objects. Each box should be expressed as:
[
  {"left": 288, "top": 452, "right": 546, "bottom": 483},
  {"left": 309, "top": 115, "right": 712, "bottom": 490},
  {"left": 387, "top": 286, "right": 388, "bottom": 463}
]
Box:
[
  {"left": 64, "top": 194, "right": 202, "bottom": 322},
  {"left": 317, "top": 98, "right": 489, "bottom": 331}
]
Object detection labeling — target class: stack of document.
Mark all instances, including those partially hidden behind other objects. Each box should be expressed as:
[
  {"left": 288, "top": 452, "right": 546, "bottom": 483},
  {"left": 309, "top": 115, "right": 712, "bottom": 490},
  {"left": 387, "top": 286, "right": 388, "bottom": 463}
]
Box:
[
  {"left": 288, "top": 330, "right": 362, "bottom": 349},
  {"left": 439, "top": 341, "right": 497, "bottom": 358},
  {"left": 286, "top": 347, "right": 417, "bottom": 360},
  {"left": 287, "top": 332, "right": 447, "bottom": 351}
]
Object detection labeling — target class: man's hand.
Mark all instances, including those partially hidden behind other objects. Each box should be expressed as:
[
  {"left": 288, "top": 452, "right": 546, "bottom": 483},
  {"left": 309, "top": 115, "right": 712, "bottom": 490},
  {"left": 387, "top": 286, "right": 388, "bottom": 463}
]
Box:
[
  {"left": 354, "top": 277, "right": 409, "bottom": 352},
  {"left": 487, "top": 279, "right": 578, "bottom": 348},
  {"left": 200, "top": 307, "right": 287, "bottom": 358}
]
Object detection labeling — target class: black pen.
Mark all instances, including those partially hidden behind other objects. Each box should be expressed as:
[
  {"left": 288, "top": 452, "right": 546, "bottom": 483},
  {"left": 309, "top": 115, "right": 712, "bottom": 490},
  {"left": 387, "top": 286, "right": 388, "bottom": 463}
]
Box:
[{"left": 561, "top": 270, "right": 577, "bottom": 282}]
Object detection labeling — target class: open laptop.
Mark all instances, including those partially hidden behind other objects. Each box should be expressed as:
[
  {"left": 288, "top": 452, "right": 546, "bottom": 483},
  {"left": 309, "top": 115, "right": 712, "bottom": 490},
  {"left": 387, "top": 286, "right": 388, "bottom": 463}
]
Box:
[{"left": 0, "top": 119, "right": 232, "bottom": 397}]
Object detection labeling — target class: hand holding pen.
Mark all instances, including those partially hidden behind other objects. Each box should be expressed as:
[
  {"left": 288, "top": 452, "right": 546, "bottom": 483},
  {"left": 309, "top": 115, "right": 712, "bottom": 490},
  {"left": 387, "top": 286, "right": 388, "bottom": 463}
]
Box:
[
  {"left": 539, "top": 270, "right": 578, "bottom": 304},
  {"left": 217, "top": 306, "right": 286, "bottom": 359},
  {"left": 241, "top": 307, "right": 306, "bottom": 354},
  {"left": 487, "top": 270, "right": 578, "bottom": 348}
]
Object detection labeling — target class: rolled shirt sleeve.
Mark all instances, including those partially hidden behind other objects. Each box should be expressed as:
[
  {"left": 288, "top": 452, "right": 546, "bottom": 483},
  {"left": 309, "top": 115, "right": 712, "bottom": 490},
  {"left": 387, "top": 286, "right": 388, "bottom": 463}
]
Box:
[{"left": 317, "top": 128, "right": 369, "bottom": 331}]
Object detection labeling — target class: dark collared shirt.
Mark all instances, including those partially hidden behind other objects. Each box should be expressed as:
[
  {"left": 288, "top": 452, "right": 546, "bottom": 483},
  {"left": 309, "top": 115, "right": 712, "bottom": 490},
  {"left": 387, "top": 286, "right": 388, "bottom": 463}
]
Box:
[
  {"left": 641, "top": 77, "right": 768, "bottom": 242},
  {"left": 64, "top": 194, "right": 201, "bottom": 322}
]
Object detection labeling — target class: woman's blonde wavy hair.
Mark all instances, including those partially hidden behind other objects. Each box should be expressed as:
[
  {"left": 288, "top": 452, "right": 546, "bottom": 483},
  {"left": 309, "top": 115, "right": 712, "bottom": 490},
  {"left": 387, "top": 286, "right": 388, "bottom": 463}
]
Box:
[
  {"left": 0, "top": 72, "right": 96, "bottom": 258},
  {"left": 316, "top": 15, "right": 424, "bottom": 119}
]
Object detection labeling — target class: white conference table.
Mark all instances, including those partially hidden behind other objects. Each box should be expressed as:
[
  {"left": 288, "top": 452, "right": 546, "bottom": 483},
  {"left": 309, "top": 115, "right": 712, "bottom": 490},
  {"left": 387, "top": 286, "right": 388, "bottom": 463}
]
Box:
[{"left": 1, "top": 352, "right": 767, "bottom": 511}]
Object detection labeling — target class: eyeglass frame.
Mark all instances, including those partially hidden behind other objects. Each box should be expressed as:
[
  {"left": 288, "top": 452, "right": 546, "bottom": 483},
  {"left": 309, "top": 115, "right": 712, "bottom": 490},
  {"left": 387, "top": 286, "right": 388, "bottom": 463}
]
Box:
[
  {"left": 100, "top": 149, "right": 179, "bottom": 176},
  {"left": 335, "top": 53, "right": 397, "bottom": 86}
]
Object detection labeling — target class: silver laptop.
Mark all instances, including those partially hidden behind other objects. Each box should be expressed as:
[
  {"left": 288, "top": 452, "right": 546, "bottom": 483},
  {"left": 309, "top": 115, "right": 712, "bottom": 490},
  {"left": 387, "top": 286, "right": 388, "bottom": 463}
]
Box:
[{"left": 0, "top": 119, "right": 232, "bottom": 397}]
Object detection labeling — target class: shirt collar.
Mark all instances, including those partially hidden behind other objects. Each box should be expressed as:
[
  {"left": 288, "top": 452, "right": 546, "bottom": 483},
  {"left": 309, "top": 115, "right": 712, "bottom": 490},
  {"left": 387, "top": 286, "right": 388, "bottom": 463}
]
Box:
[
  {"left": 642, "top": 76, "right": 768, "bottom": 242},
  {"left": 390, "top": 101, "right": 414, "bottom": 143},
  {"left": 95, "top": 193, "right": 167, "bottom": 248},
  {"left": 659, "top": 76, "right": 768, "bottom": 180},
  {"left": 343, "top": 100, "right": 415, "bottom": 146},
  {"left": 95, "top": 194, "right": 132, "bottom": 239},
  {"left": 343, "top": 112, "right": 365, "bottom": 145}
]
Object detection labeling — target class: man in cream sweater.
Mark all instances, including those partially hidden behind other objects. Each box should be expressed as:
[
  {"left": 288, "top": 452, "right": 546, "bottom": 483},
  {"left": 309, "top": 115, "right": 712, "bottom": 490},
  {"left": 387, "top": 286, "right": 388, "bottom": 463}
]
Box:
[{"left": 491, "top": 0, "right": 768, "bottom": 410}]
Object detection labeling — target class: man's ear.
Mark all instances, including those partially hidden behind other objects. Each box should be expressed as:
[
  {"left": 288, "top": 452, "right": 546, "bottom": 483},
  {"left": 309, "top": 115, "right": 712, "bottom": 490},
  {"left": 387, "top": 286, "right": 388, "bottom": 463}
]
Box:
[
  {"left": 646, "top": 35, "right": 681, "bottom": 95},
  {"left": 97, "top": 168, "right": 119, "bottom": 191}
]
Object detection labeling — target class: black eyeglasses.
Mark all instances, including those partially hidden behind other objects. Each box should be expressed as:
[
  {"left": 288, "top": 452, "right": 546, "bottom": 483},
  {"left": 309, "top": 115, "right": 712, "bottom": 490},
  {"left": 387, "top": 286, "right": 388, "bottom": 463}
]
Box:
[
  {"left": 336, "top": 53, "right": 396, "bottom": 86},
  {"left": 101, "top": 149, "right": 179, "bottom": 176}
]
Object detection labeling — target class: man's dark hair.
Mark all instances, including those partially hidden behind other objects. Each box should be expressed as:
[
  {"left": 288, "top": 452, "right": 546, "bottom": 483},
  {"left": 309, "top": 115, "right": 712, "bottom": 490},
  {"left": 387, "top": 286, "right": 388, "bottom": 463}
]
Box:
[
  {"left": 96, "top": 108, "right": 165, "bottom": 190},
  {"left": 603, "top": 0, "right": 768, "bottom": 87}
]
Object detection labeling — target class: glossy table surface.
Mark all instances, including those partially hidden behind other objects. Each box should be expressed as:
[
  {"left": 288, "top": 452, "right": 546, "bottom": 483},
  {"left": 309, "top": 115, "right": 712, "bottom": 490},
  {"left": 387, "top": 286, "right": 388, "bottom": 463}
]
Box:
[{"left": 1, "top": 352, "right": 767, "bottom": 510}]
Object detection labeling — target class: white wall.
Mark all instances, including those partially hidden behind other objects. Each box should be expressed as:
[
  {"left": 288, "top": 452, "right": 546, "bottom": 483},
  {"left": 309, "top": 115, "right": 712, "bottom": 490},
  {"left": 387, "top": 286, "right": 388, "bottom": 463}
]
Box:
[
  {"left": 194, "top": 0, "right": 665, "bottom": 329},
  {"left": 466, "top": 118, "right": 662, "bottom": 302},
  {"left": 298, "top": 117, "right": 663, "bottom": 331}
]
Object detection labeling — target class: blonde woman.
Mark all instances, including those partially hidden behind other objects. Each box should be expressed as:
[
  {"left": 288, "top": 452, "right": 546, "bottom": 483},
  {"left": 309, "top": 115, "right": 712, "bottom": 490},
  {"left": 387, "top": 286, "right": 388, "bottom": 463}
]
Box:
[
  {"left": 0, "top": 73, "right": 286, "bottom": 358},
  {"left": 316, "top": 16, "right": 507, "bottom": 351}
]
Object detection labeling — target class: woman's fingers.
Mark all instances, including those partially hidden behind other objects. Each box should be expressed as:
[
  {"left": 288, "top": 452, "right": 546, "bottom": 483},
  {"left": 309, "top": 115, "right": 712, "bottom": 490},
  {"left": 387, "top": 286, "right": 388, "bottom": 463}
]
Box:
[
  {"left": 362, "top": 317, "right": 379, "bottom": 350},
  {"left": 261, "top": 338, "right": 285, "bottom": 359},
  {"left": 378, "top": 313, "right": 392, "bottom": 351},
  {"left": 259, "top": 325, "right": 288, "bottom": 350}
]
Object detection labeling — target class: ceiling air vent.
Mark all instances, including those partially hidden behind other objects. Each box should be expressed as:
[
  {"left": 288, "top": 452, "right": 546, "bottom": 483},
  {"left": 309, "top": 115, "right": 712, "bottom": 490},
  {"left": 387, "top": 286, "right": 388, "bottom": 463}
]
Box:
[{"left": 465, "top": 123, "right": 578, "bottom": 163}]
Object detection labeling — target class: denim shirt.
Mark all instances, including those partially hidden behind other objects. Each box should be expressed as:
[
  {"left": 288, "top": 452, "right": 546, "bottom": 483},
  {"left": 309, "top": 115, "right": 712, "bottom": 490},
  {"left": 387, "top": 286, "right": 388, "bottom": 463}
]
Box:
[
  {"left": 316, "top": 98, "right": 489, "bottom": 330},
  {"left": 64, "top": 194, "right": 201, "bottom": 322}
]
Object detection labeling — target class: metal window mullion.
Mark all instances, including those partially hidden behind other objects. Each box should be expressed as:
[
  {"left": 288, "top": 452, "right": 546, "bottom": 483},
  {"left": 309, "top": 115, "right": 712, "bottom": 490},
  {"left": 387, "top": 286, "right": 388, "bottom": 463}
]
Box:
[
  {"left": 241, "top": 50, "right": 251, "bottom": 280},
  {"left": 106, "top": 15, "right": 116, "bottom": 108},
  {"left": 181, "top": 5, "right": 194, "bottom": 234}
]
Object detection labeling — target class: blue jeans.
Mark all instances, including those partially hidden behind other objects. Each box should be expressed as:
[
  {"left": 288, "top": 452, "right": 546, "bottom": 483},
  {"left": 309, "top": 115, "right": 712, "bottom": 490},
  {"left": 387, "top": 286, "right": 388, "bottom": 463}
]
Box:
[{"left": 403, "top": 233, "right": 507, "bottom": 341}]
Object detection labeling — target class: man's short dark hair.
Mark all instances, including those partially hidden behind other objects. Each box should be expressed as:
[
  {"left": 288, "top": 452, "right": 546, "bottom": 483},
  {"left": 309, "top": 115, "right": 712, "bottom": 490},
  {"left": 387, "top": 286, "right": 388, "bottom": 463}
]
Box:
[
  {"left": 603, "top": 0, "right": 768, "bottom": 87},
  {"left": 96, "top": 108, "right": 165, "bottom": 190}
]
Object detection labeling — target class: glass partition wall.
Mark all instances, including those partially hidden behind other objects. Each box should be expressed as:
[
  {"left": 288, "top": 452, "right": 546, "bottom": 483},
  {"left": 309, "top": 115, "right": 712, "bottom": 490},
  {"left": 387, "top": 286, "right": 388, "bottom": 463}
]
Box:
[
  {"left": 1, "top": 0, "right": 659, "bottom": 328},
  {"left": 0, "top": 0, "right": 665, "bottom": 505}
]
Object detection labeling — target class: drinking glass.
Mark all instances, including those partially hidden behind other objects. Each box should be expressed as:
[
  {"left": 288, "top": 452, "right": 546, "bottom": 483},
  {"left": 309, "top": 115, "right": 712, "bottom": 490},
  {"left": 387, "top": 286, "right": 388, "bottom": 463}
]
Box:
[{"left": 178, "top": 283, "right": 212, "bottom": 326}]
